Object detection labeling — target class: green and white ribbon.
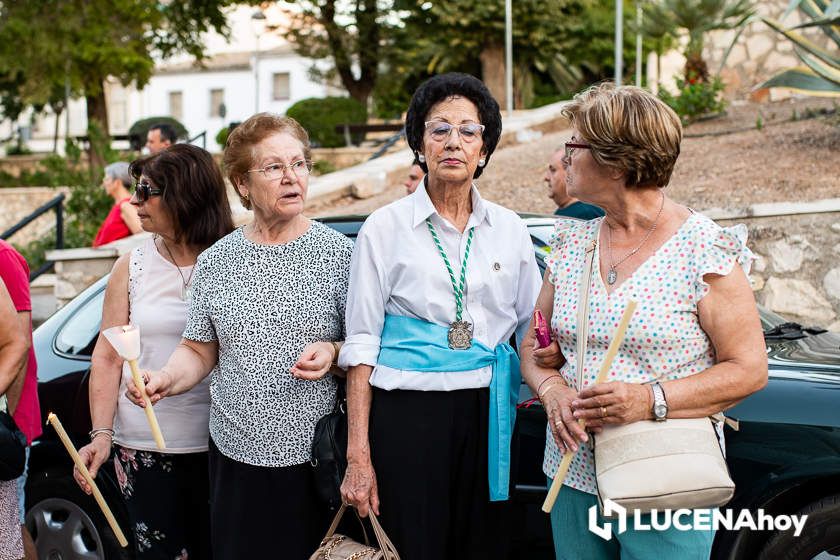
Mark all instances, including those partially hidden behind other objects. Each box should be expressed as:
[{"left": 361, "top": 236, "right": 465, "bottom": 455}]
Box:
[{"left": 426, "top": 218, "right": 475, "bottom": 322}]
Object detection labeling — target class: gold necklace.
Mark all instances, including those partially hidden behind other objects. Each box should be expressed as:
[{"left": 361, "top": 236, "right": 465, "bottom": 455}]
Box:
[
  {"left": 605, "top": 192, "right": 665, "bottom": 285},
  {"left": 158, "top": 236, "right": 196, "bottom": 302}
]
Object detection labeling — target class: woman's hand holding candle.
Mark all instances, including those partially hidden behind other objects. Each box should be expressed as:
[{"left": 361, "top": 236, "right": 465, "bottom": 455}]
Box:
[
  {"left": 125, "top": 369, "right": 173, "bottom": 407},
  {"left": 74, "top": 437, "right": 112, "bottom": 494}
]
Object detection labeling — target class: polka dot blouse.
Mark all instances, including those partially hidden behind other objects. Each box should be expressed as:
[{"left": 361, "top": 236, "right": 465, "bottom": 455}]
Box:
[{"left": 542, "top": 211, "right": 754, "bottom": 495}]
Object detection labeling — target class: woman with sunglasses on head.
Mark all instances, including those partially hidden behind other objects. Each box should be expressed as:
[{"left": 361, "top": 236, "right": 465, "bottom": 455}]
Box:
[
  {"left": 74, "top": 144, "right": 233, "bottom": 559},
  {"left": 338, "top": 73, "right": 542, "bottom": 559},
  {"left": 127, "top": 113, "right": 353, "bottom": 558},
  {"left": 520, "top": 83, "right": 767, "bottom": 559}
]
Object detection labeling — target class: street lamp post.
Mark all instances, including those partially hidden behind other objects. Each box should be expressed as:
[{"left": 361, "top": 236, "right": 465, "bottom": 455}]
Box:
[
  {"left": 615, "top": 0, "right": 623, "bottom": 86},
  {"left": 252, "top": 10, "right": 267, "bottom": 115}
]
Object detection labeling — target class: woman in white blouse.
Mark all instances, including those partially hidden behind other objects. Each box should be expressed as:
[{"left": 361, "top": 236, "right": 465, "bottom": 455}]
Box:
[
  {"left": 74, "top": 144, "right": 233, "bottom": 558},
  {"left": 339, "top": 73, "right": 542, "bottom": 559}
]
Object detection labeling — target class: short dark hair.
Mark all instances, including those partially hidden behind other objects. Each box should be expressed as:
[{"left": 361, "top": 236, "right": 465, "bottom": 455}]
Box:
[
  {"left": 149, "top": 123, "right": 177, "bottom": 144},
  {"left": 129, "top": 144, "right": 233, "bottom": 248},
  {"left": 405, "top": 73, "right": 502, "bottom": 179}
]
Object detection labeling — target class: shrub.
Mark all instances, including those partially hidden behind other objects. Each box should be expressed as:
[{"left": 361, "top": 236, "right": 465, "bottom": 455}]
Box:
[
  {"left": 127, "top": 116, "right": 188, "bottom": 151},
  {"left": 215, "top": 126, "right": 230, "bottom": 149},
  {"left": 286, "top": 97, "right": 367, "bottom": 148},
  {"left": 658, "top": 74, "right": 726, "bottom": 125}
]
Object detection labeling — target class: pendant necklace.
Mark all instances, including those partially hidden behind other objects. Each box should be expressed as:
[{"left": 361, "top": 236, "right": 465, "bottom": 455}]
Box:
[
  {"left": 426, "top": 218, "right": 475, "bottom": 349},
  {"left": 605, "top": 192, "right": 665, "bottom": 286},
  {"left": 158, "top": 236, "right": 196, "bottom": 302}
]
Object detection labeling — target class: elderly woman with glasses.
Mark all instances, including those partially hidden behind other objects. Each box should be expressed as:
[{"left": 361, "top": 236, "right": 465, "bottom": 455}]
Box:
[
  {"left": 75, "top": 144, "right": 233, "bottom": 559},
  {"left": 129, "top": 113, "right": 353, "bottom": 558},
  {"left": 339, "top": 73, "right": 542, "bottom": 559},
  {"left": 520, "top": 83, "right": 767, "bottom": 559}
]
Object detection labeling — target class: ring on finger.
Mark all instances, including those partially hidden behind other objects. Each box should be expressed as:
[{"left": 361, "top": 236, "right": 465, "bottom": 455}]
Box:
[
  {"left": 600, "top": 406, "right": 608, "bottom": 418},
  {"left": 554, "top": 418, "right": 565, "bottom": 429}
]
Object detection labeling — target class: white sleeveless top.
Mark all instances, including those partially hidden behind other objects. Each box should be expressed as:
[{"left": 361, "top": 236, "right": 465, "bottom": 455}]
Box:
[{"left": 113, "top": 237, "right": 211, "bottom": 453}]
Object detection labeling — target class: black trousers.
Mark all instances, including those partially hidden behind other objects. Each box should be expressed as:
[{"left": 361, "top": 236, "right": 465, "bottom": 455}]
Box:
[
  {"left": 370, "top": 387, "right": 511, "bottom": 560},
  {"left": 207, "top": 438, "right": 328, "bottom": 559}
]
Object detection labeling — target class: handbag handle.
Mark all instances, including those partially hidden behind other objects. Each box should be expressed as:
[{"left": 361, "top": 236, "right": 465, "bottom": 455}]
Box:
[
  {"left": 322, "top": 504, "right": 401, "bottom": 560},
  {"left": 576, "top": 239, "right": 597, "bottom": 391}
]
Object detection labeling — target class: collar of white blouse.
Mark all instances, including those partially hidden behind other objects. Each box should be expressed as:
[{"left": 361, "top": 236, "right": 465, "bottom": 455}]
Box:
[{"left": 411, "top": 180, "right": 494, "bottom": 231}]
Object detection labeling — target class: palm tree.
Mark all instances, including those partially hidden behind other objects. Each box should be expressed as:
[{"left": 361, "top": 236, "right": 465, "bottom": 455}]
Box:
[{"left": 645, "top": 0, "right": 754, "bottom": 82}]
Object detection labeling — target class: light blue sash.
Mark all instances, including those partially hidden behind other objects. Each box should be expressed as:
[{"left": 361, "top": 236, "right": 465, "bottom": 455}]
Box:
[{"left": 377, "top": 314, "right": 520, "bottom": 501}]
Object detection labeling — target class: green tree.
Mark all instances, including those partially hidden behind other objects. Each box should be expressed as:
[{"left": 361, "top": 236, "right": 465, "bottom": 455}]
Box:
[
  {"left": 283, "top": 0, "right": 389, "bottom": 110},
  {"left": 0, "top": 0, "right": 247, "bottom": 166},
  {"left": 645, "top": 0, "right": 754, "bottom": 82}
]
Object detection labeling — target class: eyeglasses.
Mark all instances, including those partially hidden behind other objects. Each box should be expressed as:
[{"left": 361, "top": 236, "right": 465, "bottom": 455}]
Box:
[
  {"left": 564, "top": 142, "right": 591, "bottom": 159},
  {"left": 424, "top": 121, "right": 485, "bottom": 143},
  {"left": 247, "top": 159, "right": 313, "bottom": 180},
  {"left": 133, "top": 180, "right": 163, "bottom": 202}
]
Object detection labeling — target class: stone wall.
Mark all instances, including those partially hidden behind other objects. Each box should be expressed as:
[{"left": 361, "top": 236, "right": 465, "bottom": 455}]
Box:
[
  {"left": 712, "top": 204, "right": 840, "bottom": 331},
  {"left": 0, "top": 187, "right": 69, "bottom": 246},
  {"left": 704, "top": 0, "right": 833, "bottom": 100}
]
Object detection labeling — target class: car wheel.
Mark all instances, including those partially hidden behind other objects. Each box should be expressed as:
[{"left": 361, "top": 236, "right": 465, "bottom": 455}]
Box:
[
  {"left": 759, "top": 494, "right": 840, "bottom": 560},
  {"left": 25, "top": 473, "right": 132, "bottom": 560}
]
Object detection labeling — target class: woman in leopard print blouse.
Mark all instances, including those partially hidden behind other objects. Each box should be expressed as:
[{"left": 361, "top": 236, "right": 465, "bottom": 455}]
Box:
[{"left": 127, "top": 113, "right": 352, "bottom": 559}]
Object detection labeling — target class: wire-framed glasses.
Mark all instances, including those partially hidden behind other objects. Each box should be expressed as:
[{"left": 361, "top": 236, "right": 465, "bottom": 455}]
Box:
[
  {"left": 424, "top": 121, "right": 485, "bottom": 143},
  {"left": 247, "top": 159, "right": 313, "bottom": 180}
]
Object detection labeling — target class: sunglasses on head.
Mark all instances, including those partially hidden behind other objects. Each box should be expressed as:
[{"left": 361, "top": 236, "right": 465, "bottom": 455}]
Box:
[{"left": 133, "top": 180, "right": 163, "bottom": 202}]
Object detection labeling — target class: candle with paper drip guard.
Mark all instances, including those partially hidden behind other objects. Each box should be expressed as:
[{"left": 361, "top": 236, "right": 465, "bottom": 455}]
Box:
[
  {"left": 541, "top": 300, "right": 637, "bottom": 513},
  {"left": 47, "top": 413, "right": 128, "bottom": 548},
  {"left": 103, "top": 325, "right": 166, "bottom": 449}
]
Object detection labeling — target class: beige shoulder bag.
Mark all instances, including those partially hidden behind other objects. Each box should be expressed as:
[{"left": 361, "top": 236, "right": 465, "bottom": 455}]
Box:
[
  {"left": 576, "top": 240, "right": 735, "bottom": 514},
  {"left": 309, "top": 504, "right": 400, "bottom": 560}
]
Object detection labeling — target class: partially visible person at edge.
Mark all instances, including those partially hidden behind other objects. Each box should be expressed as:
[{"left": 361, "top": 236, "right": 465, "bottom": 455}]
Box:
[
  {"left": 128, "top": 113, "right": 353, "bottom": 558},
  {"left": 0, "top": 240, "right": 40, "bottom": 560},
  {"left": 545, "top": 146, "right": 604, "bottom": 220},
  {"left": 92, "top": 162, "right": 143, "bottom": 247},
  {"left": 0, "top": 278, "right": 28, "bottom": 560},
  {"left": 339, "top": 72, "right": 542, "bottom": 559},
  {"left": 403, "top": 162, "right": 424, "bottom": 195},
  {"left": 74, "top": 144, "right": 234, "bottom": 559},
  {"left": 145, "top": 123, "right": 176, "bottom": 154},
  {"left": 520, "top": 83, "right": 767, "bottom": 560}
]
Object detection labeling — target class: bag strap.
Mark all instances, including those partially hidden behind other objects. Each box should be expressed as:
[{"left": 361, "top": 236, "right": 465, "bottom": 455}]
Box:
[
  {"left": 321, "top": 504, "right": 401, "bottom": 559},
  {"left": 576, "top": 239, "right": 597, "bottom": 391}
]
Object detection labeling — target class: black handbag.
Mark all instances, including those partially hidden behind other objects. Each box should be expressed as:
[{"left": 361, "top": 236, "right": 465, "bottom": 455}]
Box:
[
  {"left": 311, "top": 381, "right": 348, "bottom": 511},
  {"left": 0, "top": 402, "right": 27, "bottom": 481}
]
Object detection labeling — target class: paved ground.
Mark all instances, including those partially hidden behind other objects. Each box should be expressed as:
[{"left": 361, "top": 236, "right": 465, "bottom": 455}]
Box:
[{"left": 311, "top": 96, "right": 839, "bottom": 217}]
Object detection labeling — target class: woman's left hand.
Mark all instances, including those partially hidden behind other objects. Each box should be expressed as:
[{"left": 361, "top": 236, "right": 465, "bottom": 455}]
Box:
[
  {"left": 533, "top": 339, "right": 564, "bottom": 369},
  {"left": 291, "top": 342, "right": 336, "bottom": 380},
  {"left": 570, "top": 381, "right": 652, "bottom": 427}
]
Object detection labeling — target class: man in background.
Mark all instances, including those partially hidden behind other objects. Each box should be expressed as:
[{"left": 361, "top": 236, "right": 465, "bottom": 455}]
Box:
[
  {"left": 145, "top": 123, "right": 177, "bottom": 154},
  {"left": 0, "top": 239, "right": 40, "bottom": 560},
  {"left": 403, "top": 162, "right": 424, "bottom": 195},
  {"left": 545, "top": 147, "right": 604, "bottom": 219}
]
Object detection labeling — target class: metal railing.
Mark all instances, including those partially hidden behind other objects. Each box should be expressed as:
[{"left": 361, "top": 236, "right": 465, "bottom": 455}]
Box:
[
  {"left": 188, "top": 131, "right": 207, "bottom": 150},
  {"left": 369, "top": 130, "right": 405, "bottom": 161},
  {"left": 1, "top": 194, "right": 65, "bottom": 281}
]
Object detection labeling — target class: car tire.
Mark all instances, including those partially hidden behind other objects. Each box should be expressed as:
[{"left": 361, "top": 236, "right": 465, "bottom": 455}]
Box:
[
  {"left": 25, "top": 471, "right": 133, "bottom": 560},
  {"left": 759, "top": 493, "right": 840, "bottom": 560}
]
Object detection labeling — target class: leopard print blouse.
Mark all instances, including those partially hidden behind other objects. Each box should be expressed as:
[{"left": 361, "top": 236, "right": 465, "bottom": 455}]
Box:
[{"left": 183, "top": 222, "right": 352, "bottom": 467}]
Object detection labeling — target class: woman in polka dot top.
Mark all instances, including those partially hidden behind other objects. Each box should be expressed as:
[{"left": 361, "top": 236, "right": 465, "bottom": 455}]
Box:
[{"left": 520, "top": 83, "right": 768, "bottom": 560}]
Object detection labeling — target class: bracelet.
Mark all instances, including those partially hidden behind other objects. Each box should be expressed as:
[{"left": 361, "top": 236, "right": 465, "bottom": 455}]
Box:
[
  {"left": 330, "top": 341, "right": 341, "bottom": 365},
  {"left": 88, "top": 428, "right": 115, "bottom": 442},
  {"left": 539, "top": 383, "right": 561, "bottom": 400},
  {"left": 536, "top": 374, "right": 561, "bottom": 396}
]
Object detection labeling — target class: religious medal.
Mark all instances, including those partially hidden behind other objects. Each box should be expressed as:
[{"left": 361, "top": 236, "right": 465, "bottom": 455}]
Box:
[
  {"left": 182, "top": 284, "right": 193, "bottom": 303},
  {"left": 607, "top": 268, "right": 618, "bottom": 285},
  {"left": 448, "top": 320, "right": 474, "bottom": 350},
  {"left": 426, "top": 219, "right": 476, "bottom": 350}
]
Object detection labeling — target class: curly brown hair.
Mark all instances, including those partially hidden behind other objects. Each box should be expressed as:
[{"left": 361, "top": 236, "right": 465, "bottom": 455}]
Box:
[{"left": 563, "top": 83, "right": 682, "bottom": 189}]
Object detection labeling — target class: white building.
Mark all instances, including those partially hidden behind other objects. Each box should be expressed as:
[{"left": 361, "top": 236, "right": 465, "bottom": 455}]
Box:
[{"left": 4, "top": 4, "right": 341, "bottom": 154}]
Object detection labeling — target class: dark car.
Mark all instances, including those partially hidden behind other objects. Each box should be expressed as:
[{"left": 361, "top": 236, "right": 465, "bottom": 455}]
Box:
[{"left": 25, "top": 215, "right": 840, "bottom": 560}]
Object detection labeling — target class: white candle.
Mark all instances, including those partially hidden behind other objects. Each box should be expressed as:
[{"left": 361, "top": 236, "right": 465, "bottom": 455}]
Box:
[{"left": 103, "top": 325, "right": 141, "bottom": 361}]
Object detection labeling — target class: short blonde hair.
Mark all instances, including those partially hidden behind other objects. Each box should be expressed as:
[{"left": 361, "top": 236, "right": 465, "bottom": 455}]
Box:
[
  {"left": 223, "top": 113, "right": 312, "bottom": 210},
  {"left": 563, "top": 83, "right": 682, "bottom": 189}
]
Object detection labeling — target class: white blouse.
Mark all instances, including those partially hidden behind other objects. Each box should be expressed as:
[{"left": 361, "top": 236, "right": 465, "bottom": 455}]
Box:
[
  {"left": 114, "top": 237, "right": 211, "bottom": 453},
  {"left": 339, "top": 183, "right": 542, "bottom": 390}
]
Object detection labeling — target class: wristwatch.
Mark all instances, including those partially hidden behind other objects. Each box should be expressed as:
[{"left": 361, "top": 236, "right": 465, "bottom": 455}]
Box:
[{"left": 651, "top": 382, "right": 668, "bottom": 421}]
